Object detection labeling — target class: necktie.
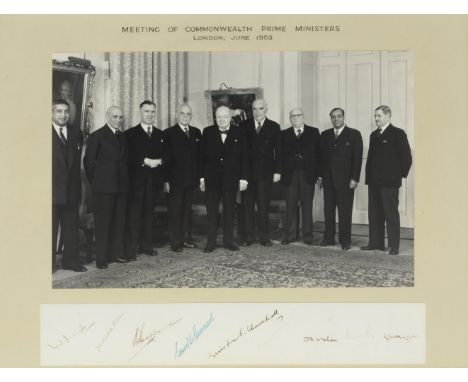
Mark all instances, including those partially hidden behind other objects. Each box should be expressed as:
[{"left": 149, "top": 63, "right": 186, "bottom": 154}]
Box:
[
  {"left": 147, "top": 126, "right": 152, "bottom": 138},
  {"left": 296, "top": 129, "right": 302, "bottom": 138},
  {"left": 115, "top": 129, "right": 120, "bottom": 136},
  {"left": 256, "top": 122, "right": 262, "bottom": 134},
  {"left": 334, "top": 129, "right": 339, "bottom": 140},
  {"left": 184, "top": 127, "right": 189, "bottom": 139},
  {"left": 378, "top": 127, "right": 382, "bottom": 135},
  {"left": 59, "top": 127, "right": 67, "bottom": 144}
]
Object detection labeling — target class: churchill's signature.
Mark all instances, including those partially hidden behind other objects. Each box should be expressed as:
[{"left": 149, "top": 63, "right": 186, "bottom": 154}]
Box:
[
  {"left": 128, "top": 317, "right": 182, "bottom": 362},
  {"left": 209, "top": 309, "right": 283, "bottom": 358},
  {"left": 48, "top": 321, "right": 96, "bottom": 350},
  {"left": 95, "top": 314, "right": 124, "bottom": 352}
]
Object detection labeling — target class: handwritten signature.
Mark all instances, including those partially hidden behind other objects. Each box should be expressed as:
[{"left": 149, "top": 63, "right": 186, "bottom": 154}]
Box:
[
  {"left": 384, "top": 334, "right": 417, "bottom": 342},
  {"left": 303, "top": 336, "right": 338, "bottom": 343},
  {"left": 94, "top": 314, "right": 124, "bottom": 352},
  {"left": 128, "top": 317, "right": 182, "bottom": 362},
  {"left": 175, "top": 313, "right": 214, "bottom": 359},
  {"left": 209, "top": 309, "right": 283, "bottom": 358},
  {"left": 48, "top": 321, "right": 96, "bottom": 350}
]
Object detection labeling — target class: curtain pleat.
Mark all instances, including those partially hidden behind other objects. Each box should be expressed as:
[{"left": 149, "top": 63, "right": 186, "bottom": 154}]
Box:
[{"left": 109, "top": 52, "right": 186, "bottom": 131}]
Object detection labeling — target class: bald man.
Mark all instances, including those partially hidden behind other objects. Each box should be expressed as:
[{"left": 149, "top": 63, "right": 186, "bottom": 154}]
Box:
[
  {"left": 84, "top": 106, "right": 130, "bottom": 269},
  {"left": 163, "top": 103, "right": 201, "bottom": 252},
  {"left": 280, "top": 108, "right": 320, "bottom": 245},
  {"left": 200, "top": 106, "right": 249, "bottom": 253},
  {"left": 240, "top": 99, "right": 282, "bottom": 246}
]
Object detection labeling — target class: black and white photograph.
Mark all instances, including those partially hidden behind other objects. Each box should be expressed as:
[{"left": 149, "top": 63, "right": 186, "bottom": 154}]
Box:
[{"left": 52, "top": 50, "right": 414, "bottom": 289}]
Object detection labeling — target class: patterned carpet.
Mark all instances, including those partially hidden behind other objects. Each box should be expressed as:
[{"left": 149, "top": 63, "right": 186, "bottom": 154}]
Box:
[{"left": 53, "top": 234, "right": 414, "bottom": 288}]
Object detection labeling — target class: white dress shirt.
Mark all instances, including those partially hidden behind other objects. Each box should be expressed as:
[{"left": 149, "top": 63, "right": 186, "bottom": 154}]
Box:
[
  {"left": 141, "top": 123, "right": 153, "bottom": 135},
  {"left": 52, "top": 122, "right": 67, "bottom": 141},
  {"left": 294, "top": 124, "right": 305, "bottom": 137},
  {"left": 378, "top": 122, "right": 390, "bottom": 134}
]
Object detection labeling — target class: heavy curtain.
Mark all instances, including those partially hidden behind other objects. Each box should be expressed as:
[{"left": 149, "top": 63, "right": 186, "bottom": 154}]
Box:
[{"left": 109, "top": 52, "right": 186, "bottom": 130}]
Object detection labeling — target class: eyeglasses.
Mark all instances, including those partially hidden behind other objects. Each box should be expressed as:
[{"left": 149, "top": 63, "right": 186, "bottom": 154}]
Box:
[{"left": 290, "top": 114, "right": 303, "bottom": 118}]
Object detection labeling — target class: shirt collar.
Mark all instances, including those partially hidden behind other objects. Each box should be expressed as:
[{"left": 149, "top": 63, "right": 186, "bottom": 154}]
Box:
[
  {"left": 219, "top": 125, "right": 230, "bottom": 132},
  {"left": 141, "top": 123, "right": 153, "bottom": 132},
  {"left": 107, "top": 124, "right": 119, "bottom": 134},
  {"left": 255, "top": 118, "right": 266, "bottom": 127},
  {"left": 334, "top": 125, "right": 345, "bottom": 135},
  {"left": 52, "top": 122, "right": 66, "bottom": 132},
  {"left": 294, "top": 124, "right": 305, "bottom": 131},
  {"left": 379, "top": 122, "right": 390, "bottom": 133},
  {"left": 178, "top": 123, "right": 189, "bottom": 131}
]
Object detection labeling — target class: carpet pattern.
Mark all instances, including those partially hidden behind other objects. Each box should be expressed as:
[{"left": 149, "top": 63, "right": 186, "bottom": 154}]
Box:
[{"left": 53, "top": 240, "right": 414, "bottom": 288}]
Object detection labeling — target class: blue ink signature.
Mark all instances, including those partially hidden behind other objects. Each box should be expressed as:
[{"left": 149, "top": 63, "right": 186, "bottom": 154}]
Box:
[{"left": 175, "top": 313, "right": 214, "bottom": 358}]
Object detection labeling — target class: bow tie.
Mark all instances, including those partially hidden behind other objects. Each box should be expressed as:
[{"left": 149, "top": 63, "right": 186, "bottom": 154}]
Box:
[{"left": 219, "top": 130, "right": 228, "bottom": 135}]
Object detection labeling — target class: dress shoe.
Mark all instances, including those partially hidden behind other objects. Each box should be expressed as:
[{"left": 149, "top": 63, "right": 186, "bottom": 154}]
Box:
[
  {"left": 96, "top": 262, "right": 108, "bottom": 269},
  {"left": 304, "top": 240, "right": 313, "bottom": 245},
  {"left": 142, "top": 250, "right": 158, "bottom": 256},
  {"left": 319, "top": 240, "right": 335, "bottom": 246},
  {"left": 360, "top": 245, "right": 385, "bottom": 251},
  {"left": 224, "top": 243, "right": 239, "bottom": 251},
  {"left": 281, "top": 239, "right": 290, "bottom": 245},
  {"left": 260, "top": 240, "right": 273, "bottom": 247},
  {"left": 63, "top": 265, "right": 88, "bottom": 272},
  {"left": 388, "top": 248, "right": 399, "bottom": 255},
  {"left": 183, "top": 241, "right": 196, "bottom": 249},
  {"left": 204, "top": 244, "right": 216, "bottom": 253},
  {"left": 111, "top": 257, "right": 130, "bottom": 263},
  {"left": 240, "top": 240, "right": 252, "bottom": 246},
  {"left": 171, "top": 246, "right": 183, "bottom": 253},
  {"left": 341, "top": 244, "right": 351, "bottom": 251}
]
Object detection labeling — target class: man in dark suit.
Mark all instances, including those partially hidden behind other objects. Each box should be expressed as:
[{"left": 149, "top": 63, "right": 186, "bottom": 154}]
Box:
[
  {"left": 124, "top": 100, "right": 164, "bottom": 259},
  {"left": 200, "top": 106, "right": 249, "bottom": 253},
  {"left": 84, "top": 106, "right": 130, "bottom": 269},
  {"left": 163, "top": 103, "right": 201, "bottom": 252},
  {"left": 361, "top": 105, "right": 412, "bottom": 255},
  {"left": 240, "top": 99, "right": 282, "bottom": 247},
  {"left": 280, "top": 108, "right": 320, "bottom": 245},
  {"left": 318, "top": 108, "right": 363, "bottom": 250},
  {"left": 52, "top": 99, "right": 87, "bottom": 273}
]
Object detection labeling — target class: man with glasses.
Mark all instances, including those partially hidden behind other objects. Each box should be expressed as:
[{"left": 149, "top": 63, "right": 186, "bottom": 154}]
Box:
[
  {"left": 163, "top": 103, "right": 201, "bottom": 252},
  {"left": 280, "top": 108, "right": 320, "bottom": 245},
  {"left": 52, "top": 99, "right": 87, "bottom": 273}
]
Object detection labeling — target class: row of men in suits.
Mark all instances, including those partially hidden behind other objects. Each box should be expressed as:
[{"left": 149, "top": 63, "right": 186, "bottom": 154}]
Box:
[{"left": 52, "top": 97, "right": 412, "bottom": 272}]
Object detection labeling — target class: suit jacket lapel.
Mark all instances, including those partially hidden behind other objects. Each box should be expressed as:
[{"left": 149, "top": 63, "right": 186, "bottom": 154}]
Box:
[{"left": 67, "top": 127, "right": 78, "bottom": 170}]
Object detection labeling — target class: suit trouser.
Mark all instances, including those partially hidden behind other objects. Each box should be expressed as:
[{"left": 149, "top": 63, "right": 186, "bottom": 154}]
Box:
[
  {"left": 368, "top": 186, "right": 400, "bottom": 250},
  {"left": 242, "top": 179, "right": 273, "bottom": 242},
  {"left": 167, "top": 187, "right": 194, "bottom": 249},
  {"left": 52, "top": 203, "right": 80, "bottom": 268},
  {"left": 93, "top": 192, "right": 126, "bottom": 264},
  {"left": 125, "top": 178, "right": 159, "bottom": 257},
  {"left": 284, "top": 170, "right": 315, "bottom": 241},
  {"left": 206, "top": 188, "right": 236, "bottom": 246},
  {"left": 323, "top": 182, "right": 355, "bottom": 245}
]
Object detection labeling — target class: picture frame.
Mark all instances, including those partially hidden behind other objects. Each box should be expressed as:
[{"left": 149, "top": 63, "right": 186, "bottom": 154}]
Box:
[
  {"left": 204, "top": 86, "right": 263, "bottom": 126},
  {"left": 52, "top": 58, "right": 96, "bottom": 138}
]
